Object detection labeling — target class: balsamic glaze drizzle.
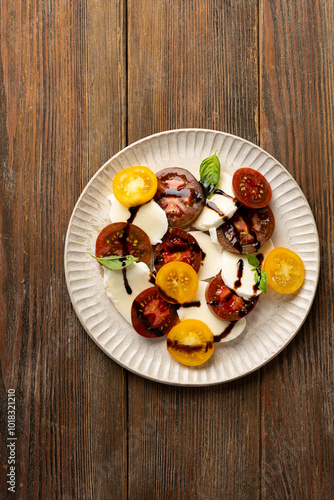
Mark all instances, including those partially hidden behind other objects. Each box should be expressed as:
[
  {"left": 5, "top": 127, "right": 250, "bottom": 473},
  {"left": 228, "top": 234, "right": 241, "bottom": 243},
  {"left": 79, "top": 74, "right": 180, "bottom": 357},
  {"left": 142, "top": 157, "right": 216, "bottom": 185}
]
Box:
[
  {"left": 127, "top": 205, "right": 141, "bottom": 224},
  {"left": 214, "top": 322, "right": 235, "bottom": 342},
  {"left": 122, "top": 267, "right": 132, "bottom": 295},
  {"left": 234, "top": 259, "right": 244, "bottom": 289},
  {"left": 205, "top": 200, "right": 226, "bottom": 218},
  {"left": 181, "top": 300, "right": 201, "bottom": 308}
]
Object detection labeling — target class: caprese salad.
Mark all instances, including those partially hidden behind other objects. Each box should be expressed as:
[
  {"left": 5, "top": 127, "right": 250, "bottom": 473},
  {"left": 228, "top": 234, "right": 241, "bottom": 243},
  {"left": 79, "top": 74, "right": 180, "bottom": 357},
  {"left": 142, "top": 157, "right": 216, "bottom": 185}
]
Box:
[{"left": 92, "top": 152, "right": 305, "bottom": 367}]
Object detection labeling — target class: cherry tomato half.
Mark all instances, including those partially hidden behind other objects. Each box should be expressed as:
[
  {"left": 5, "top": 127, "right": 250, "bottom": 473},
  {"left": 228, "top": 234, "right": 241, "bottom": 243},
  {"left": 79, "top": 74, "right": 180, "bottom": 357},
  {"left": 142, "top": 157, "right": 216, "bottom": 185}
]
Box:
[
  {"left": 155, "top": 261, "right": 199, "bottom": 304},
  {"left": 154, "top": 228, "right": 202, "bottom": 273},
  {"left": 154, "top": 168, "right": 205, "bottom": 228},
  {"left": 167, "top": 319, "right": 215, "bottom": 366},
  {"left": 232, "top": 167, "right": 272, "bottom": 209},
  {"left": 263, "top": 247, "right": 305, "bottom": 294},
  {"left": 205, "top": 275, "right": 259, "bottom": 321},
  {"left": 217, "top": 205, "right": 275, "bottom": 254},
  {"left": 113, "top": 166, "right": 158, "bottom": 207},
  {"left": 131, "top": 286, "right": 179, "bottom": 338},
  {"left": 95, "top": 222, "right": 152, "bottom": 264}
]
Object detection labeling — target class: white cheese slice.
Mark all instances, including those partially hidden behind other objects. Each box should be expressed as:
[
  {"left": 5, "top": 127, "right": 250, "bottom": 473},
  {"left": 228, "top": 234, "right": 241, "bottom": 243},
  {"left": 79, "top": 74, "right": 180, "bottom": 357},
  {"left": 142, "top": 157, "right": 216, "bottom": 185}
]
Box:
[
  {"left": 188, "top": 231, "right": 224, "bottom": 280},
  {"left": 108, "top": 194, "right": 168, "bottom": 245},
  {"left": 193, "top": 171, "right": 238, "bottom": 231},
  {"left": 178, "top": 281, "right": 246, "bottom": 342},
  {"left": 103, "top": 261, "right": 152, "bottom": 324},
  {"left": 221, "top": 239, "right": 274, "bottom": 299}
]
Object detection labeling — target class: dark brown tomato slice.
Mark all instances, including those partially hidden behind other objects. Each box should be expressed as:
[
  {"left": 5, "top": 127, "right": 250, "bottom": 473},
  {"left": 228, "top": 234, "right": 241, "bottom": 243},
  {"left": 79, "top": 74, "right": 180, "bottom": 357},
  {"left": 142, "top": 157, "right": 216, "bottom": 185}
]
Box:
[
  {"left": 95, "top": 222, "right": 152, "bottom": 265},
  {"left": 131, "top": 286, "right": 180, "bottom": 338},
  {"left": 216, "top": 205, "right": 275, "bottom": 254},
  {"left": 154, "top": 228, "right": 202, "bottom": 272},
  {"left": 154, "top": 167, "right": 205, "bottom": 228},
  {"left": 206, "top": 275, "right": 259, "bottom": 321},
  {"left": 232, "top": 167, "right": 272, "bottom": 208}
]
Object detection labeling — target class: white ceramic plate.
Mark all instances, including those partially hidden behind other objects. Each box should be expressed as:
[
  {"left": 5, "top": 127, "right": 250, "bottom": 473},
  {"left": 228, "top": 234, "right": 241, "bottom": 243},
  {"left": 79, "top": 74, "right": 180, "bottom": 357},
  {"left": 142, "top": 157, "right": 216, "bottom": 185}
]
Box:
[{"left": 65, "top": 129, "right": 319, "bottom": 386}]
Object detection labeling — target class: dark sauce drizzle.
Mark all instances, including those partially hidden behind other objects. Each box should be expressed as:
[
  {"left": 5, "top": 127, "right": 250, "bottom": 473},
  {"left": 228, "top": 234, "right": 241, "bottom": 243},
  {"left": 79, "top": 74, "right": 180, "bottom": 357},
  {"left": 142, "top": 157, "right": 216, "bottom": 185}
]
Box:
[
  {"left": 122, "top": 267, "right": 132, "bottom": 295},
  {"left": 181, "top": 300, "right": 201, "bottom": 308},
  {"left": 117, "top": 224, "right": 132, "bottom": 294},
  {"left": 127, "top": 205, "right": 141, "bottom": 224},
  {"left": 253, "top": 268, "right": 262, "bottom": 293},
  {"left": 213, "top": 189, "right": 236, "bottom": 201},
  {"left": 234, "top": 259, "right": 244, "bottom": 289},
  {"left": 256, "top": 253, "right": 264, "bottom": 265},
  {"left": 205, "top": 200, "right": 227, "bottom": 219},
  {"left": 214, "top": 322, "right": 235, "bottom": 342}
]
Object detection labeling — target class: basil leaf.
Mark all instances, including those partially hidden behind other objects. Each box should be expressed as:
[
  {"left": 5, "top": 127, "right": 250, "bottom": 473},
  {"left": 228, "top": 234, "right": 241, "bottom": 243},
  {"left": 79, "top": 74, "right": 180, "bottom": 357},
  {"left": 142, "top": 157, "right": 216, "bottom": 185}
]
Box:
[
  {"left": 258, "top": 269, "right": 268, "bottom": 294},
  {"left": 199, "top": 150, "right": 220, "bottom": 198},
  {"left": 246, "top": 252, "right": 260, "bottom": 268},
  {"left": 91, "top": 254, "right": 138, "bottom": 270}
]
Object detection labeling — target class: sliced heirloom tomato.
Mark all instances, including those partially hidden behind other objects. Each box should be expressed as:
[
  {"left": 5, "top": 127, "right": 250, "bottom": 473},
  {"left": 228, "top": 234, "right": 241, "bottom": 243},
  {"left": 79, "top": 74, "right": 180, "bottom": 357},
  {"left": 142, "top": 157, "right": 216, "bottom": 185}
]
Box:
[
  {"left": 232, "top": 167, "right": 272, "bottom": 209},
  {"left": 113, "top": 166, "right": 158, "bottom": 207},
  {"left": 95, "top": 222, "right": 152, "bottom": 264},
  {"left": 217, "top": 205, "right": 275, "bottom": 254},
  {"left": 154, "top": 168, "right": 205, "bottom": 228},
  {"left": 206, "top": 275, "right": 259, "bottom": 321},
  {"left": 155, "top": 261, "right": 199, "bottom": 304},
  {"left": 263, "top": 247, "right": 304, "bottom": 294},
  {"left": 154, "top": 228, "right": 202, "bottom": 273},
  {"left": 131, "top": 286, "right": 179, "bottom": 338},
  {"left": 167, "top": 319, "right": 215, "bottom": 366}
]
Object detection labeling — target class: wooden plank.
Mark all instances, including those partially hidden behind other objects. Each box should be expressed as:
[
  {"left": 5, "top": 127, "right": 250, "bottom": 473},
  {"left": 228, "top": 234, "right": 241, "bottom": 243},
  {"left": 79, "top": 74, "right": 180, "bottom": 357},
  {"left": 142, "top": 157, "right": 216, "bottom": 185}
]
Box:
[
  {"left": 0, "top": 1, "right": 127, "bottom": 498},
  {"left": 260, "top": 0, "right": 334, "bottom": 498},
  {"left": 127, "top": 1, "right": 261, "bottom": 498}
]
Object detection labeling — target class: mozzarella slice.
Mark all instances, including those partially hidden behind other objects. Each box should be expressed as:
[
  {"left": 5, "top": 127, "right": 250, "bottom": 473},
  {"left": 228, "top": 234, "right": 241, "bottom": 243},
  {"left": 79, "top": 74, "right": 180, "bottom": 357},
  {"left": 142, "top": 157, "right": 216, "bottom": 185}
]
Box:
[
  {"left": 193, "top": 171, "right": 238, "bottom": 231},
  {"left": 178, "top": 281, "right": 246, "bottom": 342},
  {"left": 221, "top": 239, "right": 274, "bottom": 299},
  {"left": 104, "top": 262, "right": 152, "bottom": 324},
  {"left": 108, "top": 194, "right": 168, "bottom": 245},
  {"left": 188, "top": 231, "right": 224, "bottom": 280}
]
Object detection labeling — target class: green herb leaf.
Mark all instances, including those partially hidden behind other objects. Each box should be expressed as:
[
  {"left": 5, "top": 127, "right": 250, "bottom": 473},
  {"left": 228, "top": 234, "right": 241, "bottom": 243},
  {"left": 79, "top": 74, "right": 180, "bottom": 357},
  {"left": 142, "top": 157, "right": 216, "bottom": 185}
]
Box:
[
  {"left": 199, "top": 150, "right": 221, "bottom": 199},
  {"left": 246, "top": 252, "right": 260, "bottom": 268},
  {"left": 91, "top": 254, "right": 138, "bottom": 270},
  {"left": 258, "top": 269, "right": 268, "bottom": 294}
]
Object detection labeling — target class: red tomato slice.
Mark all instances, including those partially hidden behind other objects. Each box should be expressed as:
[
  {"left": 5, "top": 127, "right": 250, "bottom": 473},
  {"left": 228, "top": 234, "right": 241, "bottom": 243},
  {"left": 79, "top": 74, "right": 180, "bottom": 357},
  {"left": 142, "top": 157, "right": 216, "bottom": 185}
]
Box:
[
  {"left": 154, "top": 228, "right": 202, "bottom": 272},
  {"left": 205, "top": 276, "right": 259, "bottom": 321},
  {"left": 95, "top": 222, "right": 152, "bottom": 265},
  {"left": 232, "top": 168, "right": 272, "bottom": 208},
  {"left": 154, "top": 168, "right": 205, "bottom": 228},
  {"left": 131, "top": 286, "right": 180, "bottom": 338},
  {"left": 217, "top": 205, "right": 275, "bottom": 254}
]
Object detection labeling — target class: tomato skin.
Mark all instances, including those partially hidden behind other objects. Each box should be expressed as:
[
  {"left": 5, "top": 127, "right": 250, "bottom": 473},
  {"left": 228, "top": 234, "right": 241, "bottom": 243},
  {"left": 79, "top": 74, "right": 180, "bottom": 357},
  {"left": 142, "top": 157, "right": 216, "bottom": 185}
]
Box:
[
  {"left": 131, "top": 287, "right": 179, "bottom": 338},
  {"left": 154, "top": 168, "right": 205, "bottom": 228},
  {"left": 154, "top": 228, "right": 202, "bottom": 273},
  {"left": 206, "top": 275, "right": 259, "bottom": 321},
  {"left": 217, "top": 205, "right": 275, "bottom": 254},
  {"left": 263, "top": 247, "right": 305, "bottom": 294},
  {"left": 113, "top": 166, "right": 158, "bottom": 207},
  {"left": 232, "top": 168, "right": 272, "bottom": 209},
  {"left": 155, "top": 261, "right": 199, "bottom": 304},
  {"left": 167, "top": 319, "right": 214, "bottom": 366},
  {"left": 95, "top": 222, "right": 153, "bottom": 265}
]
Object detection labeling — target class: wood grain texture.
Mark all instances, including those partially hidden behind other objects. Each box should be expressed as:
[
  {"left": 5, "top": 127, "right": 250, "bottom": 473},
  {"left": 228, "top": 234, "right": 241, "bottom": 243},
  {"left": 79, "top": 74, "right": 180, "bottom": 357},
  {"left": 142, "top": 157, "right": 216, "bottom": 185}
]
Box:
[
  {"left": 260, "top": 0, "right": 334, "bottom": 498},
  {"left": 0, "top": 0, "right": 333, "bottom": 499},
  {"left": 127, "top": 1, "right": 261, "bottom": 499},
  {"left": 0, "top": 1, "right": 128, "bottom": 499}
]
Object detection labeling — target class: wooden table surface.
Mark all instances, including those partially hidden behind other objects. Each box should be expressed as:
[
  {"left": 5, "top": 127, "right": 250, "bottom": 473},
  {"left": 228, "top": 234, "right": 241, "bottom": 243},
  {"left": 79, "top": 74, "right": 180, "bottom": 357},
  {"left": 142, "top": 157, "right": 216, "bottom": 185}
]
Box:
[{"left": 1, "top": 1, "right": 333, "bottom": 499}]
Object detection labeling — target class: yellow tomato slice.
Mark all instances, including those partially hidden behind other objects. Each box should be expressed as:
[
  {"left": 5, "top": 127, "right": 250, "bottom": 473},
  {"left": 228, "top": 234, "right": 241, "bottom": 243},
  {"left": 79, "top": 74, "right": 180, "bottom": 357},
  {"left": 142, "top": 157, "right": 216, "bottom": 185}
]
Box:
[
  {"left": 167, "top": 319, "right": 214, "bottom": 366},
  {"left": 155, "top": 262, "right": 199, "bottom": 304},
  {"left": 263, "top": 247, "right": 305, "bottom": 294},
  {"left": 113, "top": 166, "right": 158, "bottom": 207}
]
